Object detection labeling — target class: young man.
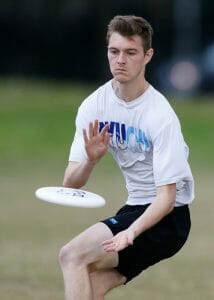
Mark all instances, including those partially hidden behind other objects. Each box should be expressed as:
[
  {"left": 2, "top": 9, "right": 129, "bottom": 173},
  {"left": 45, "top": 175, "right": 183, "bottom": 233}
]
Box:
[{"left": 59, "top": 15, "right": 194, "bottom": 300}]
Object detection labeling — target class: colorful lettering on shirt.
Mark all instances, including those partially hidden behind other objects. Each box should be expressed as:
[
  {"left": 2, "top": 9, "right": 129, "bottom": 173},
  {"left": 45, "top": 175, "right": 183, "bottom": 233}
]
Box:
[{"left": 99, "top": 121, "right": 150, "bottom": 153}]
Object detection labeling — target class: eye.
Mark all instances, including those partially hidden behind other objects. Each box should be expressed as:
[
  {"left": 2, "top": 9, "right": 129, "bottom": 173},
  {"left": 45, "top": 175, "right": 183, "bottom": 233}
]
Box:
[
  {"left": 127, "top": 51, "right": 137, "bottom": 56},
  {"left": 109, "top": 48, "right": 119, "bottom": 55}
]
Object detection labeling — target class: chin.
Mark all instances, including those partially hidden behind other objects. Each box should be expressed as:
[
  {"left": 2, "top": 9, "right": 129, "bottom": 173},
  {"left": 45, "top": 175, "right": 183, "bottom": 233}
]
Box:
[{"left": 114, "top": 75, "right": 129, "bottom": 83}]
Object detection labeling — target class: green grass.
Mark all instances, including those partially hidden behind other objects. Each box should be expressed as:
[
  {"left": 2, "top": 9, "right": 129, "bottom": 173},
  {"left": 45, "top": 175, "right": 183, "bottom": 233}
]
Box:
[
  {"left": 0, "top": 78, "right": 214, "bottom": 299},
  {"left": 170, "top": 99, "right": 214, "bottom": 173},
  {"left": 0, "top": 78, "right": 94, "bottom": 168}
]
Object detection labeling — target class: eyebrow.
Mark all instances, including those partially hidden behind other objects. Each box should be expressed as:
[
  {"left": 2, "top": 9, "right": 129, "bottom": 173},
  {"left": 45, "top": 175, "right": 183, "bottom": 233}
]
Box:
[{"left": 108, "top": 47, "right": 138, "bottom": 51}]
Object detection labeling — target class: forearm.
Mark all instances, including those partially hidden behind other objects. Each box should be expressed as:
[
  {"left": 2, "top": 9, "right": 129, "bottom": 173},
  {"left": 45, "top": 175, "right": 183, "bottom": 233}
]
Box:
[
  {"left": 63, "top": 160, "right": 97, "bottom": 188},
  {"left": 102, "top": 185, "right": 176, "bottom": 253},
  {"left": 129, "top": 185, "right": 176, "bottom": 238},
  {"left": 64, "top": 121, "right": 110, "bottom": 188}
]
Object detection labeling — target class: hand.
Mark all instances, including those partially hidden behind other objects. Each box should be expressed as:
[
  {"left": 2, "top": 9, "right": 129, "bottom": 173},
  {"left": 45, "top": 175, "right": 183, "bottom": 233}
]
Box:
[
  {"left": 83, "top": 120, "right": 110, "bottom": 163},
  {"left": 102, "top": 229, "right": 135, "bottom": 252}
]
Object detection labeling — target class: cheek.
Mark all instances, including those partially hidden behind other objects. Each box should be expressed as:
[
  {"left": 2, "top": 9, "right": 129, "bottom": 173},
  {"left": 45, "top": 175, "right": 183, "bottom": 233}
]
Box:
[
  {"left": 107, "top": 54, "right": 112, "bottom": 63},
  {"left": 130, "top": 58, "right": 145, "bottom": 71},
  {"left": 108, "top": 56, "right": 116, "bottom": 67}
]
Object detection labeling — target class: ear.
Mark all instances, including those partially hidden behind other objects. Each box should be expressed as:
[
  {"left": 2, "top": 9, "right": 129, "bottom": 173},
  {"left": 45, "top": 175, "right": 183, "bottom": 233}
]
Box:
[{"left": 144, "top": 48, "right": 154, "bottom": 65}]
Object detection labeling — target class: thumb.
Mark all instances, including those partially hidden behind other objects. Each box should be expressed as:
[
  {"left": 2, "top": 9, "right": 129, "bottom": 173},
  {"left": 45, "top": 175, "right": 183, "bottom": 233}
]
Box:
[{"left": 127, "top": 229, "right": 134, "bottom": 245}]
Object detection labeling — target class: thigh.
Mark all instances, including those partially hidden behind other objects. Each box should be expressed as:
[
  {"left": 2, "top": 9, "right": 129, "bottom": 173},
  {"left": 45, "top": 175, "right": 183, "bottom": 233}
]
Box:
[{"left": 64, "top": 222, "right": 119, "bottom": 269}]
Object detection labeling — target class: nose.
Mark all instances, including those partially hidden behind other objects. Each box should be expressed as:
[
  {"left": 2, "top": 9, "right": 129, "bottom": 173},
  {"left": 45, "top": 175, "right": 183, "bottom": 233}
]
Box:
[{"left": 117, "top": 52, "right": 125, "bottom": 65}]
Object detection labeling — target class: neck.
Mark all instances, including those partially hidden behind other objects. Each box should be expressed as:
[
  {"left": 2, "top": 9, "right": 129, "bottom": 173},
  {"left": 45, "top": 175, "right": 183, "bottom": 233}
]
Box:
[{"left": 112, "top": 79, "right": 149, "bottom": 101}]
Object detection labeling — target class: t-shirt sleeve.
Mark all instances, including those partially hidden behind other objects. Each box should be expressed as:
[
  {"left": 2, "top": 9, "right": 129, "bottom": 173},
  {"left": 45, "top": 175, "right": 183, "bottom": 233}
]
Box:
[
  {"left": 68, "top": 99, "right": 96, "bottom": 162},
  {"left": 153, "top": 117, "right": 192, "bottom": 186},
  {"left": 68, "top": 129, "right": 87, "bottom": 162}
]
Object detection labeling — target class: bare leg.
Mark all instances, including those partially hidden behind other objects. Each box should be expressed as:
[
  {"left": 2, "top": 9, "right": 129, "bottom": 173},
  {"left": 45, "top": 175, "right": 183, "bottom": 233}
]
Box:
[
  {"left": 90, "top": 269, "right": 126, "bottom": 300},
  {"left": 59, "top": 222, "right": 119, "bottom": 300}
]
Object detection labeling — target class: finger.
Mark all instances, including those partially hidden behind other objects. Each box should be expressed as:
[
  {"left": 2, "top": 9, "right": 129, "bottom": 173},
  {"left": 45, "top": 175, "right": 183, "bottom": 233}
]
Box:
[
  {"left": 127, "top": 229, "right": 134, "bottom": 245},
  {"left": 127, "top": 238, "right": 133, "bottom": 245},
  {"left": 104, "top": 132, "right": 111, "bottom": 146},
  {"left": 100, "top": 124, "right": 109, "bottom": 136},
  {"left": 102, "top": 239, "right": 114, "bottom": 246},
  {"left": 104, "top": 238, "right": 129, "bottom": 252},
  {"left": 89, "top": 122, "right": 94, "bottom": 139},
  {"left": 127, "top": 235, "right": 134, "bottom": 245},
  {"left": 93, "top": 119, "right": 99, "bottom": 136},
  {"left": 83, "top": 128, "right": 88, "bottom": 144},
  {"left": 102, "top": 239, "right": 117, "bottom": 252},
  {"left": 104, "top": 247, "right": 116, "bottom": 252},
  {"left": 103, "top": 243, "right": 117, "bottom": 252}
]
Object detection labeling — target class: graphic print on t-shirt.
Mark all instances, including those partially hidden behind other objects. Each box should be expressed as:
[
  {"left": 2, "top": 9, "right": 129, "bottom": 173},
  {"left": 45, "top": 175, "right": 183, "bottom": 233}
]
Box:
[{"left": 99, "top": 121, "right": 150, "bottom": 153}]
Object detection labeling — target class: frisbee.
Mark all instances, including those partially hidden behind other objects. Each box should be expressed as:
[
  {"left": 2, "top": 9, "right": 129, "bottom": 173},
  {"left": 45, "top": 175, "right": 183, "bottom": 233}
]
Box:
[{"left": 35, "top": 186, "right": 106, "bottom": 208}]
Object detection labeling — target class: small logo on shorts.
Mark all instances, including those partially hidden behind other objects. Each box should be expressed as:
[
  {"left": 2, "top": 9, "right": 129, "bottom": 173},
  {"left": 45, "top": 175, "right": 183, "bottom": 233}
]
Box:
[{"left": 109, "top": 218, "right": 118, "bottom": 225}]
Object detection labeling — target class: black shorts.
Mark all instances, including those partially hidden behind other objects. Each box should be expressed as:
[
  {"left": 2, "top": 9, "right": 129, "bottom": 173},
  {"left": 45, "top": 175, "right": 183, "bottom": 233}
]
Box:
[{"left": 101, "top": 204, "right": 191, "bottom": 283}]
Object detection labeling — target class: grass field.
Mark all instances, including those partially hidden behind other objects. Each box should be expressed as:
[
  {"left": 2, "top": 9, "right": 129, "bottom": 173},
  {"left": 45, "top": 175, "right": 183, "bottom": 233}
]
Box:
[{"left": 0, "top": 78, "right": 213, "bottom": 300}]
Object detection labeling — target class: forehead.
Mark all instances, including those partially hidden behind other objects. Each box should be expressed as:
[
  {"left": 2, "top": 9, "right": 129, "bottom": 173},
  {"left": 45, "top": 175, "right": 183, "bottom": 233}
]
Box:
[{"left": 108, "top": 32, "right": 144, "bottom": 50}]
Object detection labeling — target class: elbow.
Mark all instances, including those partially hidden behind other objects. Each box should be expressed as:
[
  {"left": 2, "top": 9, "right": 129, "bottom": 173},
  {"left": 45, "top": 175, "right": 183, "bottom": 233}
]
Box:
[{"left": 157, "top": 184, "right": 176, "bottom": 216}]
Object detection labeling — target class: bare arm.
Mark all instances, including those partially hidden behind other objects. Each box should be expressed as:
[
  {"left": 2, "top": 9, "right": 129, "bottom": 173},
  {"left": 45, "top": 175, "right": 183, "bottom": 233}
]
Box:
[
  {"left": 63, "top": 160, "right": 97, "bottom": 188},
  {"left": 103, "top": 183, "right": 176, "bottom": 252},
  {"left": 63, "top": 120, "right": 110, "bottom": 188},
  {"left": 129, "top": 183, "right": 176, "bottom": 237}
]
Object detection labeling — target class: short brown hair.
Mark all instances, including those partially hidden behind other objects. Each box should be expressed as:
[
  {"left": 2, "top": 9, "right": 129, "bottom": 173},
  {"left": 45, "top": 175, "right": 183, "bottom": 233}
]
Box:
[{"left": 106, "top": 15, "right": 153, "bottom": 52}]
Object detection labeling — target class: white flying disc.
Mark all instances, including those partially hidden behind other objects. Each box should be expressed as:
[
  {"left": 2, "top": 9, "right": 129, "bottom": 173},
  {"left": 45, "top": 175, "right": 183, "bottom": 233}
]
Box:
[{"left": 35, "top": 186, "right": 106, "bottom": 208}]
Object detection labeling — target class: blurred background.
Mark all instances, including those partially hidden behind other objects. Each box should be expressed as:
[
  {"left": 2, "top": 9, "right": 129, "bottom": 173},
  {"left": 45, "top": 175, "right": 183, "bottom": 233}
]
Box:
[
  {"left": 0, "top": 0, "right": 214, "bottom": 94},
  {"left": 0, "top": 1, "right": 213, "bottom": 300}
]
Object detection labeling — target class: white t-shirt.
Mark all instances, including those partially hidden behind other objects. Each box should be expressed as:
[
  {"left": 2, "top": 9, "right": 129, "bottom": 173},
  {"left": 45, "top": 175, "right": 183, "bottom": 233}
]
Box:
[{"left": 69, "top": 80, "right": 194, "bottom": 207}]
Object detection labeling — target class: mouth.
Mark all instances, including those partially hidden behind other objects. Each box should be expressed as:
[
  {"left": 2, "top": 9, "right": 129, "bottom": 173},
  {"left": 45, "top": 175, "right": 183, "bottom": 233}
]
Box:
[{"left": 115, "top": 69, "right": 127, "bottom": 73}]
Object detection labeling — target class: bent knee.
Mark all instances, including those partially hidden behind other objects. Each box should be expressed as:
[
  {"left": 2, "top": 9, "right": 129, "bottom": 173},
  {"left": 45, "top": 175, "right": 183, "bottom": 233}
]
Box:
[
  {"left": 58, "top": 245, "right": 68, "bottom": 267},
  {"left": 59, "top": 243, "right": 84, "bottom": 268}
]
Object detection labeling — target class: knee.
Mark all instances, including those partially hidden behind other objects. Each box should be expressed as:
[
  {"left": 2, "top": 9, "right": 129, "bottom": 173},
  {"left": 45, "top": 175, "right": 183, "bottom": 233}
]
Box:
[
  {"left": 58, "top": 244, "right": 70, "bottom": 268},
  {"left": 58, "top": 242, "right": 83, "bottom": 268}
]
